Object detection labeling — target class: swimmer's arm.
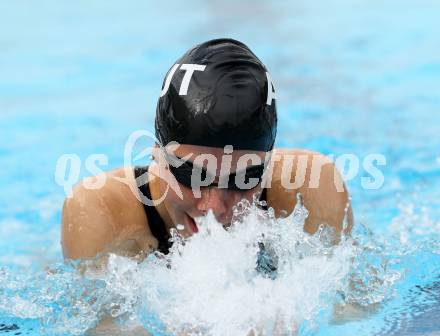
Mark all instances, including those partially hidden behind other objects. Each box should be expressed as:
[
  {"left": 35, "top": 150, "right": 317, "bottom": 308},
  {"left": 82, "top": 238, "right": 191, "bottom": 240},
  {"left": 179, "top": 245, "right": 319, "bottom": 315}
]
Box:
[
  {"left": 270, "top": 150, "right": 353, "bottom": 238},
  {"left": 61, "top": 170, "right": 157, "bottom": 260},
  {"left": 61, "top": 171, "right": 159, "bottom": 336},
  {"left": 301, "top": 158, "right": 353, "bottom": 237}
]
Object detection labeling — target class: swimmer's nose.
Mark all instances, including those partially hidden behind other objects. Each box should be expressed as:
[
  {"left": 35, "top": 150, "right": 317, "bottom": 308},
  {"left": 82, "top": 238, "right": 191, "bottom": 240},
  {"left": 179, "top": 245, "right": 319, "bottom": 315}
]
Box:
[{"left": 196, "top": 188, "right": 227, "bottom": 223}]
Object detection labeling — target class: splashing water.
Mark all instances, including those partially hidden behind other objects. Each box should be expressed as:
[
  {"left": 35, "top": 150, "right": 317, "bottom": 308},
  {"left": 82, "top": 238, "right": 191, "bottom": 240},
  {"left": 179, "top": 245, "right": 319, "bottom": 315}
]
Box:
[
  {"left": 0, "top": 196, "right": 412, "bottom": 336},
  {"left": 136, "top": 199, "right": 356, "bottom": 336}
]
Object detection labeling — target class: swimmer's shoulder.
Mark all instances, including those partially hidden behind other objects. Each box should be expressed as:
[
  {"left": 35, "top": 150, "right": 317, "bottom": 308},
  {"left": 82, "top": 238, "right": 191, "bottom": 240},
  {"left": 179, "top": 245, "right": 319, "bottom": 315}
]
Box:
[
  {"left": 267, "top": 148, "right": 353, "bottom": 235},
  {"left": 61, "top": 167, "right": 158, "bottom": 260}
]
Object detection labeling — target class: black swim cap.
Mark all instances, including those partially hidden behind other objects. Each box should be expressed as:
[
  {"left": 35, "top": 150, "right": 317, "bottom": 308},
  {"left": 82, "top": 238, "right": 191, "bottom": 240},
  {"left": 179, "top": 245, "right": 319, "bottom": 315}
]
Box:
[{"left": 155, "top": 38, "right": 277, "bottom": 151}]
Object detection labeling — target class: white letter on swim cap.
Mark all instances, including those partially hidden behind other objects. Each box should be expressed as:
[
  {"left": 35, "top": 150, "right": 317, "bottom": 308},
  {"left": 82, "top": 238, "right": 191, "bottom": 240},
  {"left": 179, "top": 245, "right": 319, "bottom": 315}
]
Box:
[
  {"left": 160, "top": 63, "right": 180, "bottom": 97},
  {"left": 266, "top": 72, "right": 276, "bottom": 105},
  {"left": 179, "top": 64, "right": 206, "bottom": 95}
]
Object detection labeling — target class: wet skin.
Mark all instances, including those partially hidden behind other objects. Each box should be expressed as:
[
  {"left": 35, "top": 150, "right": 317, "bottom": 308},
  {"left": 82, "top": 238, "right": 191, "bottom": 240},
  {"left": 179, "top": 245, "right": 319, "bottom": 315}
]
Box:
[{"left": 61, "top": 146, "right": 353, "bottom": 260}]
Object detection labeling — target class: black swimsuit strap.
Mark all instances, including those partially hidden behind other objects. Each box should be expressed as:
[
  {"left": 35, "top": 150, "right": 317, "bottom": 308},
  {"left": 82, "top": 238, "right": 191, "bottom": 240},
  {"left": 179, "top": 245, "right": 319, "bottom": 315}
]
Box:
[
  {"left": 133, "top": 166, "right": 171, "bottom": 254},
  {"left": 260, "top": 187, "right": 268, "bottom": 210}
]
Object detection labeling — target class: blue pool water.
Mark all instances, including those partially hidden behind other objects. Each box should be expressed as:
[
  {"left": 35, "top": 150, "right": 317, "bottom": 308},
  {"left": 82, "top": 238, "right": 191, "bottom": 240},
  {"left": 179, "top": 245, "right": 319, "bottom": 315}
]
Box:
[{"left": 1, "top": 1, "right": 439, "bottom": 335}]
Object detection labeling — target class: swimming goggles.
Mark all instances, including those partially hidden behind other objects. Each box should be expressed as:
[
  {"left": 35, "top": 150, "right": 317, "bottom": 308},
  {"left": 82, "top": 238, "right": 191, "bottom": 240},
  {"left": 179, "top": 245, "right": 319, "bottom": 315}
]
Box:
[{"left": 163, "top": 152, "right": 269, "bottom": 191}]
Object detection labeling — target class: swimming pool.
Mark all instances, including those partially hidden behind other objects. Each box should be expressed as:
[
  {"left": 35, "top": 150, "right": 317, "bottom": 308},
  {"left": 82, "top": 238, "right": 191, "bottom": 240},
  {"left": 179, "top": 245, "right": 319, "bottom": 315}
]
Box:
[{"left": 1, "top": 0, "right": 439, "bottom": 335}]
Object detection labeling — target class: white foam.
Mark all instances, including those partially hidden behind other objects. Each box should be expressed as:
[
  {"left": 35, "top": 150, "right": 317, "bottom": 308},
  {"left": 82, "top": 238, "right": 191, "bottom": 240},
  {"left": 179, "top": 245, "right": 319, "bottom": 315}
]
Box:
[
  {"left": 110, "top": 200, "right": 358, "bottom": 335},
  {"left": 0, "top": 199, "right": 405, "bottom": 335}
]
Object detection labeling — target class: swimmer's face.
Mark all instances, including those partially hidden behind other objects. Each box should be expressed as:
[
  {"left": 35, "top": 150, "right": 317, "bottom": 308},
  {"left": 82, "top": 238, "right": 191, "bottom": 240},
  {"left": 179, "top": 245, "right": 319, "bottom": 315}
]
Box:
[{"left": 153, "top": 144, "right": 268, "bottom": 237}]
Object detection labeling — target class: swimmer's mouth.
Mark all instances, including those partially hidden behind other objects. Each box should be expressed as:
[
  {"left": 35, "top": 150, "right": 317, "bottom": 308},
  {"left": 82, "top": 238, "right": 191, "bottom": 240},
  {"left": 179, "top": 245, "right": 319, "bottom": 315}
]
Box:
[
  {"left": 185, "top": 213, "right": 198, "bottom": 233},
  {"left": 184, "top": 213, "right": 231, "bottom": 233}
]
